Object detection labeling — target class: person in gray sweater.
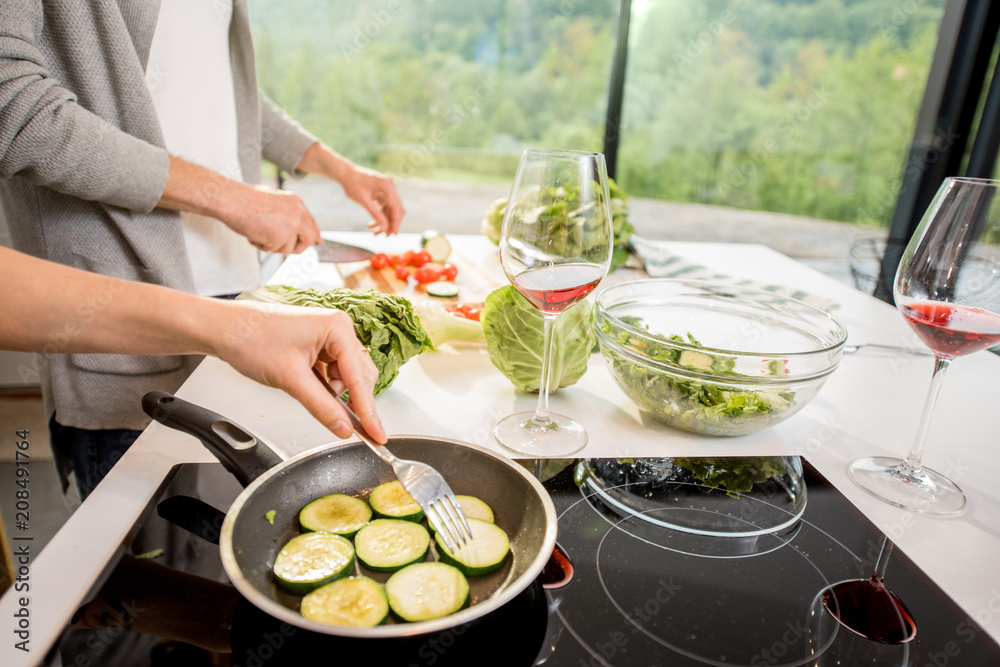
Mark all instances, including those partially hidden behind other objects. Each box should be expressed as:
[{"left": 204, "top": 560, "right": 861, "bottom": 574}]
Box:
[{"left": 0, "top": 1, "right": 404, "bottom": 497}]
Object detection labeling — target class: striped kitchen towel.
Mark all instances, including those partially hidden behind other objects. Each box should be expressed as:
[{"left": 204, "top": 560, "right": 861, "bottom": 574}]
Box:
[{"left": 629, "top": 236, "right": 840, "bottom": 312}]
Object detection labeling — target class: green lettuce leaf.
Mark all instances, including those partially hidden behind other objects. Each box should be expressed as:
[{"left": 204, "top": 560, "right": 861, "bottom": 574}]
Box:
[{"left": 251, "top": 285, "right": 434, "bottom": 395}]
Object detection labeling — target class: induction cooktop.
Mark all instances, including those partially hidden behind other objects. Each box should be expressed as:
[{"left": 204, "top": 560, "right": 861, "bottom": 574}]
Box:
[{"left": 48, "top": 457, "right": 1000, "bottom": 667}]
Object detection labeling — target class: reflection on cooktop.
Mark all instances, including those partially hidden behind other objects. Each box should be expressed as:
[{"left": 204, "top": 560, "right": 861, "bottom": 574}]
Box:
[{"left": 52, "top": 458, "right": 1000, "bottom": 667}]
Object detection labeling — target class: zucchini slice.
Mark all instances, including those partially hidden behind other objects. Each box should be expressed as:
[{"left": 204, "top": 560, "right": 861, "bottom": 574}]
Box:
[
  {"left": 456, "top": 495, "right": 494, "bottom": 523},
  {"left": 299, "top": 493, "right": 372, "bottom": 537},
  {"left": 355, "top": 519, "right": 430, "bottom": 572},
  {"left": 425, "top": 281, "right": 459, "bottom": 298},
  {"left": 273, "top": 532, "right": 355, "bottom": 594},
  {"left": 300, "top": 576, "right": 389, "bottom": 628},
  {"left": 420, "top": 230, "right": 452, "bottom": 262},
  {"left": 386, "top": 562, "right": 469, "bottom": 622},
  {"left": 369, "top": 481, "right": 424, "bottom": 522},
  {"left": 427, "top": 496, "right": 495, "bottom": 533},
  {"left": 434, "top": 518, "right": 510, "bottom": 577}
]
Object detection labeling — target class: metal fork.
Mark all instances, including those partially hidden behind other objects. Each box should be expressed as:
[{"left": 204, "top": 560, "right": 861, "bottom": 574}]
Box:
[
  {"left": 311, "top": 368, "right": 473, "bottom": 553},
  {"left": 842, "top": 343, "right": 932, "bottom": 356}
]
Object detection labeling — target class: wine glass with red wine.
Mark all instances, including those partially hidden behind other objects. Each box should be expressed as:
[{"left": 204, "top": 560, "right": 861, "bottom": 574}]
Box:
[
  {"left": 493, "top": 149, "right": 614, "bottom": 457},
  {"left": 820, "top": 536, "right": 917, "bottom": 650},
  {"left": 849, "top": 176, "right": 1000, "bottom": 515}
]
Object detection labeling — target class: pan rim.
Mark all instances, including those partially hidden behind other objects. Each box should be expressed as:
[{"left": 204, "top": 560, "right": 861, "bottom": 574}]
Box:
[{"left": 219, "top": 434, "right": 558, "bottom": 638}]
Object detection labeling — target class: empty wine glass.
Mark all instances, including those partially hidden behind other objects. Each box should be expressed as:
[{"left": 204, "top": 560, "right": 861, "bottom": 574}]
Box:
[
  {"left": 493, "top": 149, "right": 614, "bottom": 457},
  {"left": 849, "top": 177, "right": 1000, "bottom": 515}
]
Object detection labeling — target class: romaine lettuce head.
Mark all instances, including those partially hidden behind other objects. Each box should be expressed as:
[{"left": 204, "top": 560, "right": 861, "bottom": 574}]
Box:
[
  {"left": 481, "top": 285, "right": 594, "bottom": 392},
  {"left": 482, "top": 178, "right": 634, "bottom": 270}
]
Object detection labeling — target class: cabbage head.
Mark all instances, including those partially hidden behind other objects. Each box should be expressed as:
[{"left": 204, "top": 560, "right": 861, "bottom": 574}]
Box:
[{"left": 481, "top": 285, "right": 594, "bottom": 392}]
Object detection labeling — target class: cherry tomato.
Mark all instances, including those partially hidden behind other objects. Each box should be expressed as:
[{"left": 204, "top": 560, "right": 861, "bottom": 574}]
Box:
[
  {"left": 441, "top": 263, "right": 458, "bottom": 281},
  {"left": 388, "top": 254, "right": 403, "bottom": 268},
  {"left": 411, "top": 250, "right": 433, "bottom": 267},
  {"left": 464, "top": 307, "right": 482, "bottom": 322},
  {"left": 414, "top": 266, "right": 439, "bottom": 284},
  {"left": 394, "top": 265, "right": 411, "bottom": 281},
  {"left": 369, "top": 253, "right": 389, "bottom": 270},
  {"left": 402, "top": 250, "right": 416, "bottom": 266}
]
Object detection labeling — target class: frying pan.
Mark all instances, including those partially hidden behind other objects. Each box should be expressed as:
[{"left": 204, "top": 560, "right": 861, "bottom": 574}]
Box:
[{"left": 141, "top": 391, "right": 558, "bottom": 638}]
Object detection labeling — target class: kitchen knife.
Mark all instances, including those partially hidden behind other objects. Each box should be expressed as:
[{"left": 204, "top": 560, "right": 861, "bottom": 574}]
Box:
[{"left": 313, "top": 239, "right": 375, "bottom": 263}]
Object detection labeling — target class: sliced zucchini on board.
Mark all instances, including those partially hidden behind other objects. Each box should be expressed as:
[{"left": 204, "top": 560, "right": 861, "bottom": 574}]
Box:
[
  {"left": 355, "top": 519, "right": 430, "bottom": 572},
  {"left": 273, "top": 533, "right": 355, "bottom": 594},
  {"left": 420, "top": 230, "right": 452, "bottom": 262},
  {"left": 425, "top": 281, "right": 459, "bottom": 298},
  {"left": 299, "top": 493, "right": 372, "bottom": 537},
  {"left": 369, "top": 481, "right": 424, "bottom": 522},
  {"left": 300, "top": 576, "right": 389, "bottom": 628},
  {"left": 386, "top": 562, "right": 469, "bottom": 622},
  {"left": 434, "top": 518, "right": 510, "bottom": 577}
]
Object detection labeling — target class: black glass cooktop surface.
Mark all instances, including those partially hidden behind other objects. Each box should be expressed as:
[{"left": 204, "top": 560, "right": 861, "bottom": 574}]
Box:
[{"left": 49, "top": 458, "right": 1000, "bottom": 667}]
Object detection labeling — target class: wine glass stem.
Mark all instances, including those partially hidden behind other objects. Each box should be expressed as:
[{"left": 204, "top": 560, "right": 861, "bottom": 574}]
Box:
[
  {"left": 531, "top": 313, "right": 558, "bottom": 427},
  {"left": 902, "top": 355, "right": 952, "bottom": 472},
  {"left": 871, "top": 537, "right": 893, "bottom": 589}
]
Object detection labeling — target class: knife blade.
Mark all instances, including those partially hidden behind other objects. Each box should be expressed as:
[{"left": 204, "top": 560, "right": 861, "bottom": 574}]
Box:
[{"left": 313, "top": 239, "right": 375, "bottom": 263}]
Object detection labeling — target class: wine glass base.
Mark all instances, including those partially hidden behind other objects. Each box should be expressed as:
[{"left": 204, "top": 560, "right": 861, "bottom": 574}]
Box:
[
  {"left": 493, "top": 412, "right": 588, "bottom": 458},
  {"left": 848, "top": 456, "right": 967, "bottom": 516}
]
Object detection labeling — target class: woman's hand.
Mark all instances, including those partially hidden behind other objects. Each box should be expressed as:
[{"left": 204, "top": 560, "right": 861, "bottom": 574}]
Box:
[{"left": 208, "top": 301, "right": 386, "bottom": 443}]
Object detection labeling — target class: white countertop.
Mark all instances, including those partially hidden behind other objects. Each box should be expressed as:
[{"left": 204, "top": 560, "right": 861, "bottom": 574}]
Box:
[{"left": 3, "top": 233, "right": 999, "bottom": 664}]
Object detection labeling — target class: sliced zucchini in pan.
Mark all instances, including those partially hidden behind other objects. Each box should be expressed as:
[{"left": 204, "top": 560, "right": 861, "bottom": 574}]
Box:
[
  {"left": 273, "top": 532, "right": 355, "bottom": 594},
  {"left": 386, "top": 562, "right": 469, "bottom": 622},
  {"left": 434, "top": 518, "right": 509, "bottom": 577},
  {"left": 355, "top": 519, "right": 430, "bottom": 572},
  {"left": 299, "top": 493, "right": 371, "bottom": 537},
  {"left": 426, "top": 495, "right": 495, "bottom": 534},
  {"left": 369, "top": 480, "right": 424, "bottom": 522},
  {"left": 455, "top": 495, "right": 494, "bottom": 523},
  {"left": 300, "top": 576, "right": 389, "bottom": 628}
]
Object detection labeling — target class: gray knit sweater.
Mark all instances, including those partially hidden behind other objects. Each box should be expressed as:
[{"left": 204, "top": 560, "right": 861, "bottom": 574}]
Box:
[{"left": 0, "top": 0, "right": 318, "bottom": 429}]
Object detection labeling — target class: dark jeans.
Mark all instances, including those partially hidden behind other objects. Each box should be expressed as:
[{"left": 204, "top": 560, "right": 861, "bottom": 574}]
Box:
[{"left": 49, "top": 416, "right": 142, "bottom": 500}]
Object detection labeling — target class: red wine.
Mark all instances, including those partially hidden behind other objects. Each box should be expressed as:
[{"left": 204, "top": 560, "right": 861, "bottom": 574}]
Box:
[
  {"left": 822, "top": 578, "right": 917, "bottom": 645},
  {"left": 900, "top": 301, "right": 1000, "bottom": 357},
  {"left": 513, "top": 264, "right": 605, "bottom": 314}
]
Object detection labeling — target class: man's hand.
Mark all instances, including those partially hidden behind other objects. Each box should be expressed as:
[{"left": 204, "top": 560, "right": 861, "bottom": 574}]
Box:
[
  {"left": 157, "top": 155, "right": 322, "bottom": 254},
  {"left": 221, "top": 183, "right": 321, "bottom": 254},
  {"left": 296, "top": 142, "right": 405, "bottom": 235}
]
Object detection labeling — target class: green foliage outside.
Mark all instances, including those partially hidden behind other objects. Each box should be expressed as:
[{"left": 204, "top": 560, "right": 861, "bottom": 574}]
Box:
[{"left": 251, "top": 0, "right": 945, "bottom": 230}]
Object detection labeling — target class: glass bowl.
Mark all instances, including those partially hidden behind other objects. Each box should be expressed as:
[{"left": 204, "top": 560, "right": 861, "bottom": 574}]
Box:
[{"left": 593, "top": 279, "right": 847, "bottom": 436}]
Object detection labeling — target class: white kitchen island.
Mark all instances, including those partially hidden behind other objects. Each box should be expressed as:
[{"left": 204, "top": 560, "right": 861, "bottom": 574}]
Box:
[{"left": 3, "top": 233, "right": 999, "bottom": 665}]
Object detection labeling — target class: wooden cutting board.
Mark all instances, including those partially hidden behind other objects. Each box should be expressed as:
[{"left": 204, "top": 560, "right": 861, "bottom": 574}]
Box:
[{"left": 337, "top": 250, "right": 502, "bottom": 305}]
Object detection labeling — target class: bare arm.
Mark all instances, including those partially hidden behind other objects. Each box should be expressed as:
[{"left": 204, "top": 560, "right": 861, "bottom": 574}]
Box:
[
  {"left": 0, "top": 247, "right": 386, "bottom": 442},
  {"left": 156, "top": 156, "right": 322, "bottom": 254},
  {"left": 295, "top": 142, "right": 406, "bottom": 235}
]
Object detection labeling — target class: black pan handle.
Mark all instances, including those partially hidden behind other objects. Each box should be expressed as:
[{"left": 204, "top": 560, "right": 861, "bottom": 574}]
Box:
[{"left": 142, "top": 391, "right": 283, "bottom": 487}]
